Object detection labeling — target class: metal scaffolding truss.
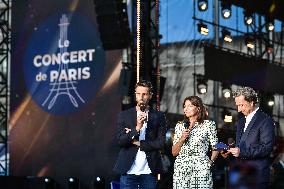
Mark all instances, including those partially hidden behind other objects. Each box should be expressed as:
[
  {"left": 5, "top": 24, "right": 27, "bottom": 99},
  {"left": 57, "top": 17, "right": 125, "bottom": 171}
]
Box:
[
  {"left": 135, "top": 0, "right": 161, "bottom": 108},
  {"left": 123, "top": 0, "right": 160, "bottom": 109},
  {"left": 0, "top": 0, "right": 10, "bottom": 176},
  {"left": 140, "top": 0, "right": 161, "bottom": 108},
  {"left": 193, "top": 0, "right": 284, "bottom": 64}
]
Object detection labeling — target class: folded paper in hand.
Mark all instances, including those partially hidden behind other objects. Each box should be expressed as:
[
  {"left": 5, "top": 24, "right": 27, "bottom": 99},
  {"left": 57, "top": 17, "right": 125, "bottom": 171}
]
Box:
[{"left": 214, "top": 142, "right": 230, "bottom": 151}]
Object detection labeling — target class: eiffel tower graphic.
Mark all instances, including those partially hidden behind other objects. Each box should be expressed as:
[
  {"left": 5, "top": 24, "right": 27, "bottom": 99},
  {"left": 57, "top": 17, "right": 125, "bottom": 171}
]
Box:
[{"left": 42, "top": 14, "right": 85, "bottom": 110}]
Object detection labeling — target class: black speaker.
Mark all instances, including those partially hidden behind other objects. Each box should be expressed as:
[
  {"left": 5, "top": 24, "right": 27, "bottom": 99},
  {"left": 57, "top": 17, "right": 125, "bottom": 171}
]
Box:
[{"left": 94, "top": 0, "right": 130, "bottom": 50}]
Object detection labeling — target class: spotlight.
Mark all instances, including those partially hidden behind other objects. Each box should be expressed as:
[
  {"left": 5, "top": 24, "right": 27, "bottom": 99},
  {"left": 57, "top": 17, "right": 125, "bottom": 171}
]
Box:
[
  {"left": 196, "top": 74, "right": 208, "bottom": 94},
  {"left": 222, "top": 109, "right": 232, "bottom": 123},
  {"left": 197, "top": 83, "right": 207, "bottom": 94},
  {"left": 222, "top": 29, "right": 232, "bottom": 43},
  {"left": 44, "top": 177, "right": 55, "bottom": 189},
  {"left": 94, "top": 176, "right": 105, "bottom": 189},
  {"left": 198, "top": 22, "right": 209, "bottom": 36},
  {"left": 68, "top": 177, "right": 80, "bottom": 189},
  {"left": 244, "top": 11, "right": 253, "bottom": 25},
  {"left": 222, "top": 83, "right": 232, "bottom": 99},
  {"left": 221, "top": 1, "right": 231, "bottom": 19},
  {"left": 267, "top": 95, "right": 275, "bottom": 107},
  {"left": 265, "top": 18, "right": 274, "bottom": 32},
  {"left": 198, "top": 0, "right": 208, "bottom": 11},
  {"left": 96, "top": 177, "right": 101, "bottom": 182},
  {"left": 259, "top": 92, "right": 274, "bottom": 115},
  {"left": 245, "top": 35, "right": 254, "bottom": 49},
  {"left": 266, "top": 22, "right": 274, "bottom": 32},
  {"left": 266, "top": 43, "right": 274, "bottom": 54}
]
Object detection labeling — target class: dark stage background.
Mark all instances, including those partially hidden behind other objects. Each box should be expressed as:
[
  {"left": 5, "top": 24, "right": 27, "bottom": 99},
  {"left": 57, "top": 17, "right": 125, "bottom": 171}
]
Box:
[{"left": 10, "top": 0, "right": 122, "bottom": 188}]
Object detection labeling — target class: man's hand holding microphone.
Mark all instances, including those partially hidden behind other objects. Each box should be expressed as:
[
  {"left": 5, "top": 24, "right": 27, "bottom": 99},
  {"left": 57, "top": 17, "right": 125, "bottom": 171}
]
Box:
[{"left": 133, "top": 101, "right": 148, "bottom": 147}]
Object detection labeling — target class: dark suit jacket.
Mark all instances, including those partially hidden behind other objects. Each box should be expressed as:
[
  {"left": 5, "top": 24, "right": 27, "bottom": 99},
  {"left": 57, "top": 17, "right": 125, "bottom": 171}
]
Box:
[
  {"left": 113, "top": 107, "right": 167, "bottom": 175},
  {"left": 236, "top": 109, "right": 275, "bottom": 184}
]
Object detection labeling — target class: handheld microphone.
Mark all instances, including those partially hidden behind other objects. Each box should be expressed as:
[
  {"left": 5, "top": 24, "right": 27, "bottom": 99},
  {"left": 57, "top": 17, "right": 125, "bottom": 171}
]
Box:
[
  {"left": 183, "top": 119, "right": 190, "bottom": 142},
  {"left": 139, "top": 102, "right": 147, "bottom": 123},
  {"left": 139, "top": 102, "right": 147, "bottom": 112},
  {"left": 228, "top": 138, "right": 235, "bottom": 148},
  {"left": 183, "top": 119, "right": 190, "bottom": 129}
]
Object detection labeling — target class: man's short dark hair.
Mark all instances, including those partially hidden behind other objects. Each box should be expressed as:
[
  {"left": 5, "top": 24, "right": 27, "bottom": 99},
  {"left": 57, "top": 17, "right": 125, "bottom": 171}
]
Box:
[{"left": 135, "top": 80, "right": 153, "bottom": 94}]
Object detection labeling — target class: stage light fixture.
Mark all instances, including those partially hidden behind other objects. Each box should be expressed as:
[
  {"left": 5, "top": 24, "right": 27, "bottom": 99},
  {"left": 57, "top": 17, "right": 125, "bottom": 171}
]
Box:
[
  {"left": 244, "top": 11, "right": 253, "bottom": 25},
  {"left": 44, "top": 177, "right": 51, "bottom": 183},
  {"left": 198, "top": 0, "right": 208, "bottom": 11},
  {"left": 197, "top": 83, "right": 207, "bottom": 94},
  {"left": 266, "top": 22, "right": 274, "bottom": 32},
  {"left": 198, "top": 22, "right": 209, "bottom": 36},
  {"left": 267, "top": 95, "right": 275, "bottom": 107},
  {"left": 245, "top": 35, "right": 254, "bottom": 49},
  {"left": 265, "top": 17, "right": 274, "bottom": 32},
  {"left": 68, "top": 177, "right": 80, "bottom": 189},
  {"left": 221, "top": 1, "right": 231, "bottom": 19},
  {"left": 222, "top": 29, "right": 232, "bottom": 43},
  {"left": 222, "top": 83, "right": 232, "bottom": 99},
  {"left": 44, "top": 177, "right": 55, "bottom": 189},
  {"left": 222, "top": 109, "right": 232, "bottom": 123},
  {"left": 259, "top": 92, "right": 274, "bottom": 116},
  {"left": 266, "top": 43, "right": 274, "bottom": 54},
  {"left": 94, "top": 176, "right": 105, "bottom": 189},
  {"left": 196, "top": 74, "right": 208, "bottom": 94}
]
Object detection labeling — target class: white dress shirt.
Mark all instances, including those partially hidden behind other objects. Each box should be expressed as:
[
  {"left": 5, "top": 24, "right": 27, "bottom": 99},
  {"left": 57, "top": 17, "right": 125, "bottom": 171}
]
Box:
[
  {"left": 127, "top": 110, "right": 152, "bottom": 175},
  {"left": 244, "top": 107, "right": 259, "bottom": 132}
]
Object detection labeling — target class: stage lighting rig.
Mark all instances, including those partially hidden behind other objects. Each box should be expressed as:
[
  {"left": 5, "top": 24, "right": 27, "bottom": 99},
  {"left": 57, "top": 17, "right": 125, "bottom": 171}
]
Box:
[
  {"left": 222, "top": 109, "right": 233, "bottom": 123},
  {"left": 244, "top": 11, "right": 253, "bottom": 25},
  {"left": 266, "top": 42, "right": 274, "bottom": 54},
  {"left": 94, "top": 176, "right": 105, "bottom": 189},
  {"left": 68, "top": 177, "right": 80, "bottom": 189},
  {"left": 196, "top": 74, "right": 208, "bottom": 94},
  {"left": 245, "top": 35, "right": 254, "bottom": 49},
  {"left": 267, "top": 95, "right": 275, "bottom": 107},
  {"left": 198, "top": 0, "right": 208, "bottom": 11},
  {"left": 222, "top": 29, "right": 232, "bottom": 43},
  {"left": 221, "top": 0, "right": 232, "bottom": 19},
  {"left": 265, "top": 19, "right": 274, "bottom": 32},
  {"left": 44, "top": 177, "right": 55, "bottom": 189},
  {"left": 222, "top": 83, "right": 232, "bottom": 99},
  {"left": 198, "top": 22, "right": 209, "bottom": 36}
]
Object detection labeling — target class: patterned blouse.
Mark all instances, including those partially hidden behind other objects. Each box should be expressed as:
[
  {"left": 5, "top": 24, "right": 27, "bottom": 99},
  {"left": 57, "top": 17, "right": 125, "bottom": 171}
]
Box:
[{"left": 173, "top": 120, "right": 218, "bottom": 189}]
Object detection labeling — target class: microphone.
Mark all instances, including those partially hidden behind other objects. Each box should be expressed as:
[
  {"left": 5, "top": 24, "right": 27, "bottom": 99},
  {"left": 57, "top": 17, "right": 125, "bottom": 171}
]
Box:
[
  {"left": 139, "top": 102, "right": 147, "bottom": 123},
  {"left": 228, "top": 138, "right": 235, "bottom": 148},
  {"left": 183, "top": 119, "right": 190, "bottom": 129},
  {"left": 183, "top": 119, "right": 190, "bottom": 142},
  {"left": 139, "top": 102, "right": 147, "bottom": 112}
]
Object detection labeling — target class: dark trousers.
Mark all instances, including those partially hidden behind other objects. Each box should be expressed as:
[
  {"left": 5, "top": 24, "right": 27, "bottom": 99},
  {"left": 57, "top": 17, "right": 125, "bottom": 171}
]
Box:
[{"left": 120, "top": 174, "right": 157, "bottom": 189}]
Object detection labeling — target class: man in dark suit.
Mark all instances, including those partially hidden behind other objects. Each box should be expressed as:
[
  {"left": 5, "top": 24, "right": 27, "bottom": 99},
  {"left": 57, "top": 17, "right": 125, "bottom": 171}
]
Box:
[
  {"left": 228, "top": 87, "right": 275, "bottom": 189},
  {"left": 113, "top": 80, "right": 167, "bottom": 189}
]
